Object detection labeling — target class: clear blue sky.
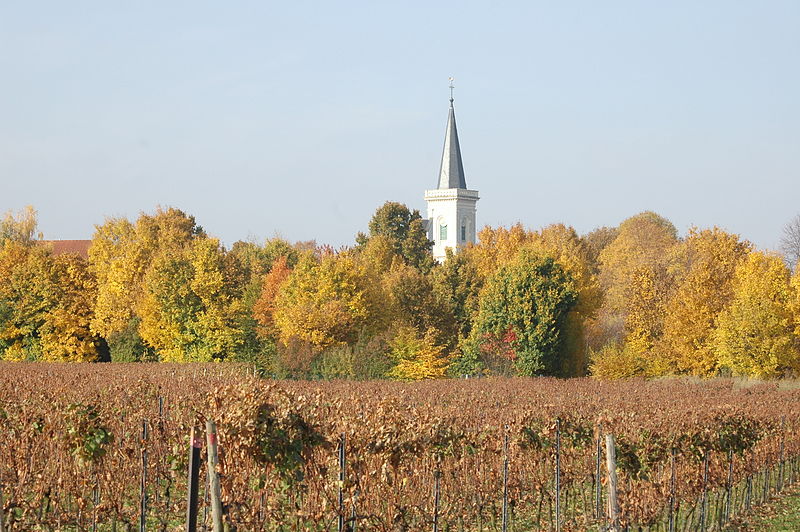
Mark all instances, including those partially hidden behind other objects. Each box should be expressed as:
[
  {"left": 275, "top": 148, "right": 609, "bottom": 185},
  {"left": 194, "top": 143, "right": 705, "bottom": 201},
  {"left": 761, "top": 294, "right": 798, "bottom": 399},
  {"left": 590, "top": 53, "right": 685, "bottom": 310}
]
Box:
[{"left": 2, "top": 1, "right": 798, "bottom": 251}]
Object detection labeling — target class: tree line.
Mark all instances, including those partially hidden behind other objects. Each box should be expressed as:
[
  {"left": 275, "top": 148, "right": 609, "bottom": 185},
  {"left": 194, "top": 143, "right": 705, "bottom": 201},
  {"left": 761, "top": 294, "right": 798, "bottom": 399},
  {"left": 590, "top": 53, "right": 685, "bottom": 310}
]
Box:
[{"left": 1, "top": 204, "right": 799, "bottom": 379}]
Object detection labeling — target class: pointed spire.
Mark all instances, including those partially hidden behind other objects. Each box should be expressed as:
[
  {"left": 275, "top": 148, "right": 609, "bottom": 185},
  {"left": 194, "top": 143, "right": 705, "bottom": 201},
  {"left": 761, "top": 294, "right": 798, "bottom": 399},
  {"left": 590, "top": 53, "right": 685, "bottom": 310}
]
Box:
[{"left": 437, "top": 78, "right": 467, "bottom": 189}]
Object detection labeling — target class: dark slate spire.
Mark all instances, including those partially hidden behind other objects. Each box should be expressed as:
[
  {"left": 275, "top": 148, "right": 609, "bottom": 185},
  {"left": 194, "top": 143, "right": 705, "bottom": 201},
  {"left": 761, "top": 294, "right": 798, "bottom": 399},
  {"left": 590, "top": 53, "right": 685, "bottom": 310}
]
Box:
[{"left": 437, "top": 81, "right": 467, "bottom": 189}]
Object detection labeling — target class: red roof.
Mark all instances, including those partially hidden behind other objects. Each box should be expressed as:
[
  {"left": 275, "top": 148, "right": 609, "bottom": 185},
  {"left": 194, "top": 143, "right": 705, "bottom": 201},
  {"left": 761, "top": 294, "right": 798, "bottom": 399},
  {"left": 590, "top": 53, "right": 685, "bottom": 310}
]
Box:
[{"left": 41, "top": 240, "right": 92, "bottom": 259}]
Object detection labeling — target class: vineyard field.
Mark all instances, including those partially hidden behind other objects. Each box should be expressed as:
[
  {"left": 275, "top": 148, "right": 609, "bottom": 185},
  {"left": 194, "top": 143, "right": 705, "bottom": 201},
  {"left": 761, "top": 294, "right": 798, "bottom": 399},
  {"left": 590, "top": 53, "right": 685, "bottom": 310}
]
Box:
[{"left": 1, "top": 363, "right": 799, "bottom": 530}]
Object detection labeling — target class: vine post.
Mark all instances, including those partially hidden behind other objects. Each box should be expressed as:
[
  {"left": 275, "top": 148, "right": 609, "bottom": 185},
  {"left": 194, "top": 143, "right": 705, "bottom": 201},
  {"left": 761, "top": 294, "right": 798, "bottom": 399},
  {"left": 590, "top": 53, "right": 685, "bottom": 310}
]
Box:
[
  {"left": 595, "top": 428, "right": 602, "bottom": 521},
  {"left": 700, "top": 452, "right": 709, "bottom": 532},
  {"left": 433, "top": 468, "right": 441, "bottom": 532},
  {"left": 724, "top": 450, "right": 734, "bottom": 524},
  {"left": 502, "top": 430, "right": 509, "bottom": 532},
  {"left": 92, "top": 483, "right": 100, "bottom": 532},
  {"left": 206, "top": 420, "right": 224, "bottom": 532},
  {"left": 186, "top": 426, "right": 203, "bottom": 532},
  {"left": 338, "top": 432, "right": 346, "bottom": 532},
  {"left": 668, "top": 448, "right": 676, "bottom": 532},
  {"left": 605, "top": 433, "right": 620, "bottom": 532},
  {"left": 779, "top": 416, "right": 786, "bottom": 492},
  {"left": 555, "top": 418, "right": 561, "bottom": 532},
  {"left": 0, "top": 485, "right": 5, "bottom": 532},
  {"left": 140, "top": 418, "right": 149, "bottom": 532}
]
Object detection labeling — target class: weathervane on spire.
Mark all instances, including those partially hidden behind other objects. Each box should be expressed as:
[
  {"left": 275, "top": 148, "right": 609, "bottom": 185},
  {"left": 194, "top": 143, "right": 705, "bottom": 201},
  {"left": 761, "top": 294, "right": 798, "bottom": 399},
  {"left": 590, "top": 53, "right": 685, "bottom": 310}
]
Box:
[{"left": 449, "top": 77, "right": 455, "bottom": 105}]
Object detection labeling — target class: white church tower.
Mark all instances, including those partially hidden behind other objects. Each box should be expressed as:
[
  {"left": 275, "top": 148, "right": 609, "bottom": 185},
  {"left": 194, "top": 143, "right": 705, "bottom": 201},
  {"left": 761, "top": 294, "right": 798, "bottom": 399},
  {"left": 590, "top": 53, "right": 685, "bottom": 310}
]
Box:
[{"left": 425, "top": 81, "right": 479, "bottom": 262}]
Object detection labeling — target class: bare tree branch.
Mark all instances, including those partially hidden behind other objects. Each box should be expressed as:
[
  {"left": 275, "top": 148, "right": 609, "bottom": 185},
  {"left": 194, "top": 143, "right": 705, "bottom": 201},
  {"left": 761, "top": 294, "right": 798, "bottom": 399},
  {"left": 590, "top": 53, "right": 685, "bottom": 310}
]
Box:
[{"left": 780, "top": 214, "right": 800, "bottom": 270}]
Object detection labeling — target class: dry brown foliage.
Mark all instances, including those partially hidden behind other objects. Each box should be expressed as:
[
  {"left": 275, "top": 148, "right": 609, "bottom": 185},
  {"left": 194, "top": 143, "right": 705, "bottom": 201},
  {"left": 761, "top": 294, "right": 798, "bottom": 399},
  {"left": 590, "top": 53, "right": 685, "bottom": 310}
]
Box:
[{"left": 0, "top": 363, "right": 798, "bottom": 530}]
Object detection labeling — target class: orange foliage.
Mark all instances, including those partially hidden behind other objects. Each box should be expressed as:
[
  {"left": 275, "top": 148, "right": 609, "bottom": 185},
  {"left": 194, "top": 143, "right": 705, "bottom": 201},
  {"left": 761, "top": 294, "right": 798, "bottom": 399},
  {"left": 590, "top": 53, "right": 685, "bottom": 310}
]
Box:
[{"left": 253, "top": 256, "right": 292, "bottom": 339}]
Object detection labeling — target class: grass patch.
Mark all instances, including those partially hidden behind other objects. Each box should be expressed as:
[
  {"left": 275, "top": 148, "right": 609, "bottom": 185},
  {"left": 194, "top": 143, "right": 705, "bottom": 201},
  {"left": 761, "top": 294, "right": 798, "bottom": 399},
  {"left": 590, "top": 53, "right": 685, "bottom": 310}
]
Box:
[{"left": 725, "top": 483, "right": 800, "bottom": 531}]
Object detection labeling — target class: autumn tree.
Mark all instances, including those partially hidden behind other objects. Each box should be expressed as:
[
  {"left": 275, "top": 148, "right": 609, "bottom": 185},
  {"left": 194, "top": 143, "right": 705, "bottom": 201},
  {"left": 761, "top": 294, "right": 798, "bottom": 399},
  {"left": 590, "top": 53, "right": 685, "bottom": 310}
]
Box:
[
  {"left": 792, "top": 268, "right": 800, "bottom": 337},
  {"left": 253, "top": 256, "right": 293, "bottom": 339},
  {"left": 225, "top": 238, "right": 304, "bottom": 366},
  {"left": 0, "top": 208, "right": 101, "bottom": 361},
  {"left": 272, "top": 250, "right": 382, "bottom": 350},
  {"left": 39, "top": 254, "right": 103, "bottom": 362},
  {"left": 463, "top": 223, "right": 600, "bottom": 376},
  {"left": 0, "top": 241, "right": 52, "bottom": 360},
  {"left": 467, "top": 250, "right": 578, "bottom": 376},
  {"left": 356, "top": 201, "right": 434, "bottom": 272},
  {"left": 386, "top": 326, "right": 450, "bottom": 381},
  {"left": 138, "top": 238, "right": 245, "bottom": 362},
  {"left": 594, "top": 212, "right": 678, "bottom": 351},
  {"left": 469, "top": 224, "right": 535, "bottom": 280},
  {"left": 90, "top": 207, "right": 204, "bottom": 360},
  {"left": 590, "top": 265, "right": 669, "bottom": 379},
  {"left": 582, "top": 226, "right": 618, "bottom": 275},
  {"left": 0, "top": 206, "right": 39, "bottom": 244},
  {"left": 658, "top": 228, "right": 751, "bottom": 376},
  {"left": 0, "top": 223, "right": 101, "bottom": 362},
  {"left": 713, "top": 252, "right": 798, "bottom": 378},
  {"left": 528, "top": 224, "right": 601, "bottom": 376},
  {"left": 381, "top": 260, "right": 457, "bottom": 349}
]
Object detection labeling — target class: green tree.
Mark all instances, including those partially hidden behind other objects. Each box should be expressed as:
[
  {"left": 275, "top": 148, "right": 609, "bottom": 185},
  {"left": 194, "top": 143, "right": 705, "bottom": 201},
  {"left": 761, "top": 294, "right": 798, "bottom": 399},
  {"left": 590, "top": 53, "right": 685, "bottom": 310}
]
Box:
[
  {"left": 356, "top": 201, "right": 434, "bottom": 272},
  {"left": 468, "top": 250, "right": 578, "bottom": 376},
  {"left": 432, "top": 248, "right": 482, "bottom": 341}
]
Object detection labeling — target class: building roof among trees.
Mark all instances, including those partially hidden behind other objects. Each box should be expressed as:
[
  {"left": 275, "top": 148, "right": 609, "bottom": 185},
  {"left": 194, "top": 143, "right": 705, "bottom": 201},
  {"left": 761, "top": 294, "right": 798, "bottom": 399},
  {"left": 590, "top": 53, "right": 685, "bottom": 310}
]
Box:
[{"left": 41, "top": 240, "right": 91, "bottom": 259}]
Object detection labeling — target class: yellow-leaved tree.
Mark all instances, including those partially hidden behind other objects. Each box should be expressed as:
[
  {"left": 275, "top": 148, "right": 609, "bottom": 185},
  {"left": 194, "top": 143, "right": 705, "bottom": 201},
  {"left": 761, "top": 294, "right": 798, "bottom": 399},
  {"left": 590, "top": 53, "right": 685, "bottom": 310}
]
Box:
[
  {"left": 386, "top": 326, "right": 450, "bottom": 381},
  {"left": 272, "top": 250, "right": 382, "bottom": 350},
  {"left": 713, "top": 252, "right": 798, "bottom": 378},
  {"left": 792, "top": 267, "right": 800, "bottom": 337},
  {"left": 590, "top": 265, "right": 667, "bottom": 378},
  {"left": 0, "top": 231, "right": 100, "bottom": 362},
  {"left": 138, "top": 237, "right": 245, "bottom": 362},
  {"left": 659, "top": 228, "right": 751, "bottom": 376},
  {"left": 468, "top": 224, "right": 535, "bottom": 280},
  {"left": 39, "top": 254, "right": 101, "bottom": 362},
  {"left": 0, "top": 241, "right": 53, "bottom": 360},
  {"left": 597, "top": 212, "right": 678, "bottom": 322},
  {"left": 624, "top": 266, "right": 666, "bottom": 369},
  {"left": 90, "top": 208, "right": 205, "bottom": 360},
  {"left": 590, "top": 212, "right": 678, "bottom": 376}
]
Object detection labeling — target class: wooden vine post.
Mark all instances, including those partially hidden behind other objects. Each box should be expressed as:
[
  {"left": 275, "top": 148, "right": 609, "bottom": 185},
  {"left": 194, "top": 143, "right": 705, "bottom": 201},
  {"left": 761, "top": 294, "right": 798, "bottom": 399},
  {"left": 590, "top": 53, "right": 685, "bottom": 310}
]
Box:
[
  {"left": 206, "top": 420, "right": 224, "bottom": 532},
  {"left": 0, "top": 485, "right": 5, "bottom": 532},
  {"left": 140, "top": 419, "right": 149, "bottom": 532},
  {"left": 501, "top": 431, "right": 509, "bottom": 532},
  {"left": 605, "top": 433, "right": 621, "bottom": 532},
  {"left": 338, "top": 433, "right": 346, "bottom": 532},
  {"left": 186, "top": 426, "right": 203, "bottom": 532}
]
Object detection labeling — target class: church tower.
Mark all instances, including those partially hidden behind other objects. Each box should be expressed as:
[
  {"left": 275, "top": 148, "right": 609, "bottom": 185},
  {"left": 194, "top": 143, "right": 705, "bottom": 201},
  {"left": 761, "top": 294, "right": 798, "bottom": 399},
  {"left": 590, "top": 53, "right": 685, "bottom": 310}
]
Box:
[{"left": 424, "top": 81, "right": 479, "bottom": 262}]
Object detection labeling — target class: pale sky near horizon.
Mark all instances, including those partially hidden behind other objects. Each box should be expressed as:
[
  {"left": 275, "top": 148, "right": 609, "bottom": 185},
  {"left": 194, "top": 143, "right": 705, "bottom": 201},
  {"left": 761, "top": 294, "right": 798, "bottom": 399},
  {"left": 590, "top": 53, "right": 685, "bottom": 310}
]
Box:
[{"left": 1, "top": 1, "right": 799, "bottom": 251}]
